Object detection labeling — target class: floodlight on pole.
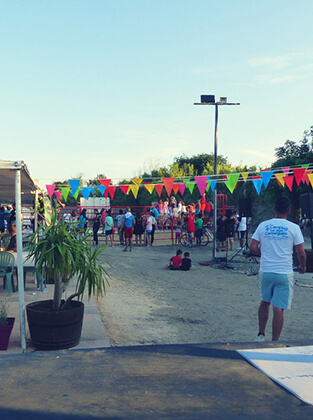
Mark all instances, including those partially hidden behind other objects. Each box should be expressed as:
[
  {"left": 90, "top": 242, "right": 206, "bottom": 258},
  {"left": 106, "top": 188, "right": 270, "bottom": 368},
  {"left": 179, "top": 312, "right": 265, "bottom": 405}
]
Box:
[{"left": 194, "top": 95, "right": 240, "bottom": 262}]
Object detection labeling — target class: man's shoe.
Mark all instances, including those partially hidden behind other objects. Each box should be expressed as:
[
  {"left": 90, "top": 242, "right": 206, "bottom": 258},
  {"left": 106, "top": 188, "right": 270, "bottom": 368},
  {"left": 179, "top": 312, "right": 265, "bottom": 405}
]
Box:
[{"left": 254, "top": 334, "right": 265, "bottom": 342}]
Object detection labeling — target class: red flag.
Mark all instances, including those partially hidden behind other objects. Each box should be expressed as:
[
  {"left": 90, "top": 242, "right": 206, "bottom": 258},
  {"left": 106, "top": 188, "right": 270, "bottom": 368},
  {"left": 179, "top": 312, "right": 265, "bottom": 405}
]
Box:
[
  {"left": 155, "top": 184, "right": 163, "bottom": 197},
  {"left": 162, "top": 177, "right": 175, "bottom": 196}
]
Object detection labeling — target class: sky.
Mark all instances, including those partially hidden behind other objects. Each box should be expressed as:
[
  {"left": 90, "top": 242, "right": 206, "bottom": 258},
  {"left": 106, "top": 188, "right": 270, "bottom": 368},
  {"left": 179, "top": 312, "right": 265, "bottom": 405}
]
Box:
[{"left": 1, "top": 0, "right": 313, "bottom": 188}]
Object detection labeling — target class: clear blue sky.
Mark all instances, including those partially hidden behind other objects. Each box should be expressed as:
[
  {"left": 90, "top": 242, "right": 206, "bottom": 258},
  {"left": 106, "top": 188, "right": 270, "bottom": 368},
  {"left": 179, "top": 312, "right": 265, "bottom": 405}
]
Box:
[{"left": 1, "top": 1, "right": 312, "bottom": 187}]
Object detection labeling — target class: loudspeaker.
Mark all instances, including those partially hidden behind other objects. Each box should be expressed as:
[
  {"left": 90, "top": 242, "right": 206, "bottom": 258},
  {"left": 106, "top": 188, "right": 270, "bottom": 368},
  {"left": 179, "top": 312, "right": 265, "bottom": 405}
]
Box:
[
  {"left": 300, "top": 193, "right": 313, "bottom": 219},
  {"left": 239, "top": 198, "right": 252, "bottom": 217}
]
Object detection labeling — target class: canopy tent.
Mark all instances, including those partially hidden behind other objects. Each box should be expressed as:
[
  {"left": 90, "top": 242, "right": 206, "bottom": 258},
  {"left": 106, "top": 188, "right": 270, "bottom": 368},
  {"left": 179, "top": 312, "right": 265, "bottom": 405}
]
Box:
[{"left": 0, "top": 160, "right": 41, "bottom": 350}]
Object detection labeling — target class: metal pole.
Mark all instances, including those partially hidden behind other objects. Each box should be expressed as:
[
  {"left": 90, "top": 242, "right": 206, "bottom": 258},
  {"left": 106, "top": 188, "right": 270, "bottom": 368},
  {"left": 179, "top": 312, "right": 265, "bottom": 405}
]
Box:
[
  {"left": 15, "top": 169, "right": 27, "bottom": 350},
  {"left": 213, "top": 104, "right": 218, "bottom": 261}
]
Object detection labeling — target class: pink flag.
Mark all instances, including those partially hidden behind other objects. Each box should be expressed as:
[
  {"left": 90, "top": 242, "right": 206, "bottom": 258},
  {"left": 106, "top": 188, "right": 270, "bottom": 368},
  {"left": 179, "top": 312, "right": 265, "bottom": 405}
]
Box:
[
  {"left": 195, "top": 176, "right": 208, "bottom": 196},
  {"left": 46, "top": 185, "right": 56, "bottom": 198}
]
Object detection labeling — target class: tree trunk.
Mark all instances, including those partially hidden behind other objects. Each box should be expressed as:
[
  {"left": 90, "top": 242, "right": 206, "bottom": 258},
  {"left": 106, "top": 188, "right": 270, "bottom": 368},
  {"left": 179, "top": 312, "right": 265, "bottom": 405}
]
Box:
[{"left": 52, "top": 273, "right": 63, "bottom": 311}]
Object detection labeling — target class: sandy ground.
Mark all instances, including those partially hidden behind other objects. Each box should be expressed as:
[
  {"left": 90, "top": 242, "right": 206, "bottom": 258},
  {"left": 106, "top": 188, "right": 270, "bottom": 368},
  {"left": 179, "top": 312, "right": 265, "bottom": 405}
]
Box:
[{"left": 96, "top": 238, "right": 313, "bottom": 346}]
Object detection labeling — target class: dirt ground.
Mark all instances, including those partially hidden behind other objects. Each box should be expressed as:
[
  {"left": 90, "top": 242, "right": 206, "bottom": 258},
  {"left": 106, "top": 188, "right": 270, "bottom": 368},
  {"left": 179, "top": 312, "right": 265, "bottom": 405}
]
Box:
[{"left": 96, "top": 239, "right": 313, "bottom": 347}]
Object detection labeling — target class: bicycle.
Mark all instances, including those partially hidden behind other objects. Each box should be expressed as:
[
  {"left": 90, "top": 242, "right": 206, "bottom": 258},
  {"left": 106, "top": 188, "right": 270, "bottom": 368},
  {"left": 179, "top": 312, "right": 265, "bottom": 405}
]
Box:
[{"left": 179, "top": 228, "right": 211, "bottom": 247}]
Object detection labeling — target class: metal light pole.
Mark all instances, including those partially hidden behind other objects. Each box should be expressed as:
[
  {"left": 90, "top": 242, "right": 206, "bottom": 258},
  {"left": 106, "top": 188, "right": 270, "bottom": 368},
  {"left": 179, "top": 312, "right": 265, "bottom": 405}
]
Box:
[{"left": 194, "top": 96, "right": 240, "bottom": 261}]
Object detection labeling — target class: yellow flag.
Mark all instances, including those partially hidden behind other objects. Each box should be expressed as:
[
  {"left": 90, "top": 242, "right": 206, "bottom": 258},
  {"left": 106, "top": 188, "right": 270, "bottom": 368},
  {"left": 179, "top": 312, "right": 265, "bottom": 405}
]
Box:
[
  {"left": 145, "top": 184, "right": 155, "bottom": 194},
  {"left": 308, "top": 174, "right": 313, "bottom": 188},
  {"left": 241, "top": 172, "right": 249, "bottom": 183},
  {"left": 275, "top": 173, "right": 285, "bottom": 187},
  {"left": 131, "top": 178, "right": 143, "bottom": 186},
  {"left": 130, "top": 185, "right": 140, "bottom": 198}
]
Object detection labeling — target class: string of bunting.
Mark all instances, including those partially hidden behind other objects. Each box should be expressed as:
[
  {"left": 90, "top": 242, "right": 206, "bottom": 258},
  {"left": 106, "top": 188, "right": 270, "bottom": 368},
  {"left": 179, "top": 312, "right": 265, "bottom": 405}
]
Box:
[{"left": 45, "top": 164, "right": 313, "bottom": 201}]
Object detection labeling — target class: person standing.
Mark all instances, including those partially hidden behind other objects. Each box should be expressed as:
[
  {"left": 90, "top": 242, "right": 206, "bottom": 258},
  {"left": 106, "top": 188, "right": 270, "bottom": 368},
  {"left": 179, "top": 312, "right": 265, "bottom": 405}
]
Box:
[
  {"left": 116, "top": 209, "right": 124, "bottom": 245},
  {"left": 237, "top": 215, "right": 247, "bottom": 248},
  {"left": 121, "top": 207, "right": 135, "bottom": 252},
  {"left": 92, "top": 209, "right": 101, "bottom": 246},
  {"left": 250, "top": 197, "right": 306, "bottom": 342},
  {"left": 105, "top": 209, "right": 114, "bottom": 247}
]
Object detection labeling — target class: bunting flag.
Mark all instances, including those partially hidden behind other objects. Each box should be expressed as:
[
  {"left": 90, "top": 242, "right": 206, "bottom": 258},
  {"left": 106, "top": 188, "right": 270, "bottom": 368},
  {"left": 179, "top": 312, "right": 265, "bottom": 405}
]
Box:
[
  {"left": 131, "top": 178, "right": 143, "bottom": 186},
  {"left": 260, "top": 171, "right": 274, "bottom": 188},
  {"left": 304, "top": 171, "right": 312, "bottom": 185},
  {"left": 302, "top": 164, "right": 310, "bottom": 169},
  {"left": 162, "top": 177, "right": 175, "bottom": 196},
  {"left": 194, "top": 176, "right": 208, "bottom": 195},
  {"left": 81, "top": 187, "right": 92, "bottom": 200},
  {"left": 119, "top": 185, "right": 130, "bottom": 195},
  {"left": 144, "top": 184, "right": 155, "bottom": 194},
  {"left": 241, "top": 172, "right": 249, "bottom": 183},
  {"left": 108, "top": 186, "right": 116, "bottom": 200},
  {"left": 252, "top": 178, "right": 263, "bottom": 195},
  {"left": 179, "top": 183, "right": 186, "bottom": 195},
  {"left": 210, "top": 180, "right": 217, "bottom": 192},
  {"left": 130, "top": 185, "right": 140, "bottom": 199},
  {"left": 54, "top": 191, "right": 62, "bottom": 201},
  {"left": 186, "top": 182, "right": 195, "bottom": 194},
  {"left": 284, "top": 176, "right": 294, "bottom": 191},
  {"left": 308, "top": 174, "right": 313, "bottom": 188},
  {"left": 74, "top": 189, "right": 80, "bottom": 200},
  {"left": 154, "top": 184, "right": 163, "bottom": 197},
  {"left": 104, "top": 188, "right": 109, "bottom": 198},
  {"left": 225, "top": 174, "right": 240, "bottom": 193},
  {"left": 282, "top": 167, "right": 290, "bottom": 175},
  {"left": 293, "top": 167, "right": 306, "bottom": 186},
  {"left": 206, "top": 181, "right": 212, "bottom": 191},
  {"left": 90, "top": 188, "right": 95, "bottom": 195},
  {"left": 98, "top": 179, "right": 111, "bottom": 188},
  {"left": 61, "top": 187, "right": 70, "bottom": 202},
  {"left": 46, "top": 185, "right": 56, "bottom": 198},
  {"left": 275, "top": 173, "right": 286, "bottom": 187},
  {"left": 69, "top": 179, "right": 81, "bottom": 197},
  {"left": 172, "top": 184, "right": 180, "bottom": 194},
  {"left": 97, "top": 185, "right": 106, "bottom": 196}
]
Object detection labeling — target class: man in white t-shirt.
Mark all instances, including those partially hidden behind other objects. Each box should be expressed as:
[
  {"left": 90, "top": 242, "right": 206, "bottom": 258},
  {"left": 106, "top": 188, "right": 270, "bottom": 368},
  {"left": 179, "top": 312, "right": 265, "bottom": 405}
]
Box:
[{"left": 250, "top": 197, "right": 306, "bottom": 342}]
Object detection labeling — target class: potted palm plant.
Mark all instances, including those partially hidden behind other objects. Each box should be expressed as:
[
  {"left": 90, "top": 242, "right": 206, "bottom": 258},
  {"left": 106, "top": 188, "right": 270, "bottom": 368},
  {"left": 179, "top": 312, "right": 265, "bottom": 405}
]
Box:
[
  {"left": 0, "top": 298, "right": 15, "bottom": 351},
  {"left": 26, "top": 207, "right": 111, "bottom": 350}
]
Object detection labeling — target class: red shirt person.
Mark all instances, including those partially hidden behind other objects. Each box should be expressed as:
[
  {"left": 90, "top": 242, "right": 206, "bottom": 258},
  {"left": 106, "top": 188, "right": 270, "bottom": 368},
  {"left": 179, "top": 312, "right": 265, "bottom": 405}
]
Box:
[{"left": 169, "top": 249, "right": 183, "bottom": 270}]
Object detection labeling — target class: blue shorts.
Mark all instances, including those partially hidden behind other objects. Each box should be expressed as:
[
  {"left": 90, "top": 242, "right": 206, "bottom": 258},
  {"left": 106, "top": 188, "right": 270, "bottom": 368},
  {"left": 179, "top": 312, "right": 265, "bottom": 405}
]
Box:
[
  {"left": 146, "top": 230, "right": 152, "bottom": 235},
  {"left": 258, "top": 271, "right": 294, "bottom": 310}
]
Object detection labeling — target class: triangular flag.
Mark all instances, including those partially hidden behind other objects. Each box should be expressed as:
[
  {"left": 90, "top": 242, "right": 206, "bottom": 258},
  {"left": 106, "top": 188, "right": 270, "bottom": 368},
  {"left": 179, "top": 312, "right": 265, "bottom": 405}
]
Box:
[
  {"left": 225, "top": 174, "right": 240, "bottom": 193},
  {"left": 284, "top": 176, "right": 294, "bottom": 191},
  {"left": 46, "top": 185, "right": 55, "bottom": 198},
  {"left": 172, "top": 184, "right": 180, "bottom": 194},
  {"left": 61, "top": 187, "right": 70, "bottom": 201},
  {"left": 131, "top": 178, "right": 143, "bottom": 186},
  {"left": 69, "top": 179, "right": 81, "bottom": 197},
  {"left": 154, "top": 184, "right": 163, "bottom": 197},
  {"left": 179, "top": 183, "right": 186, "bottom": 195},
  {"left": 119, "top": 185, "right": 130, "bottom": 195},
  {"left": 162, "top": 177, "right": 175, "bottom": 196},
  {"left": 210, "top": 180, "right": 217, "bottom": 192},
  {"left": 104, "top": 188, "right": 109, "bottom": 198},
  {"left": 195, "top": 176, "right": 208, "bottom": 195},
  {"left": 144, "top": 184, "right": 155, "bottom": 194},
  {"left": 292, "top": 167, "right": 306, "bottom": 186},
  {"left": 308, "top": 174, "right": 313, "bottom": 188},
  {"left": 282, "top": 167, "right": 290, "bottom": 175},
  {"left": 206, "top": 181, "right": 212, "bottom": 191},
  {"left": 81, "top": 187, "right": 92, "bottom": 200},
  {"left": 275, "top": 173, "right": 285, "bottom": 187},
  {"left": 186, "top": 182, "right": 195, "bottom": 194},
  {"left": 97, "top": 185, "right": 106, "bottom": 196},
  {"left": 74, "top": 188, "right": 80, "bottom": 200},
  {"left": 130, "top": 185, "right": 140, "bottom": 199},
  {"left": 108, "top": 186, "right": 116, "bottom": 200},
  {"left": 90, "top": 188, "right": 95, "bottom": 195},
  {"left": 54, "top": 191, "right": 62, "bottom": 201},
  {"left": 304, "top": 171, "right": 312, "bottom": 185},
  {"left": 260, "top": 171, "right": 273, "bottom": 188},
  {"left": 252, "top": 178, "right": 263, "bottom": 195},
  {"left": 98, "top": 179, "right": 111, "bottom": 188},
  {"left": 241, "top": 172, "right": 249, "bottom": 183},
  {"left": 302, "top": 164, "right": 310, "bottom": 169}
]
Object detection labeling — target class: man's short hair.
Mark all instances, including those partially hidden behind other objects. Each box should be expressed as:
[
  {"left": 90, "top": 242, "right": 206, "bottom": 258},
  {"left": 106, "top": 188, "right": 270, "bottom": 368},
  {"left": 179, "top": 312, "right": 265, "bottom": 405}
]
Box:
[
  {"left": 126, "top": 207, "right": 131, "bottom": 212},
  {"left": 274, "top": 197, "right": 290, "bottom": 215}
]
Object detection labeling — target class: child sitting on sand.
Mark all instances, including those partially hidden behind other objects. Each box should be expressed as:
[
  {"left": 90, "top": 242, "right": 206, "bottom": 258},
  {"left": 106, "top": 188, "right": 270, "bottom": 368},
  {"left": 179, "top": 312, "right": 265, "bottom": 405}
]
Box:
[
  {"left": 168, "top": 249, "right": 183, "bottom": 270},
  {"left": 180, "top": 252, "right": 192, "bottom": 271}
]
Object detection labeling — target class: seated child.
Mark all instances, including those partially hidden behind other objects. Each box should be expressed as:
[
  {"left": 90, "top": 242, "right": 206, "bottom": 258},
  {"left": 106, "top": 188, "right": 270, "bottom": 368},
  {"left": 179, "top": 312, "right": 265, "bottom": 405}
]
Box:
[
  {"left": 168, "top": 249, "right": 183, "bottom": 270},
  {"left": 181, "top": 252, "right": 192, "bottom": 271}
]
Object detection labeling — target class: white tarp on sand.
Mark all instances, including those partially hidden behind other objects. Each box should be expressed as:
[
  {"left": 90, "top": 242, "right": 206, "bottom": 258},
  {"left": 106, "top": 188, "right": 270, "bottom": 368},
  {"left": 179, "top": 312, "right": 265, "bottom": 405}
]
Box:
[{"left": 238, "top": 345, "right": 313, "bottom": 405}]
